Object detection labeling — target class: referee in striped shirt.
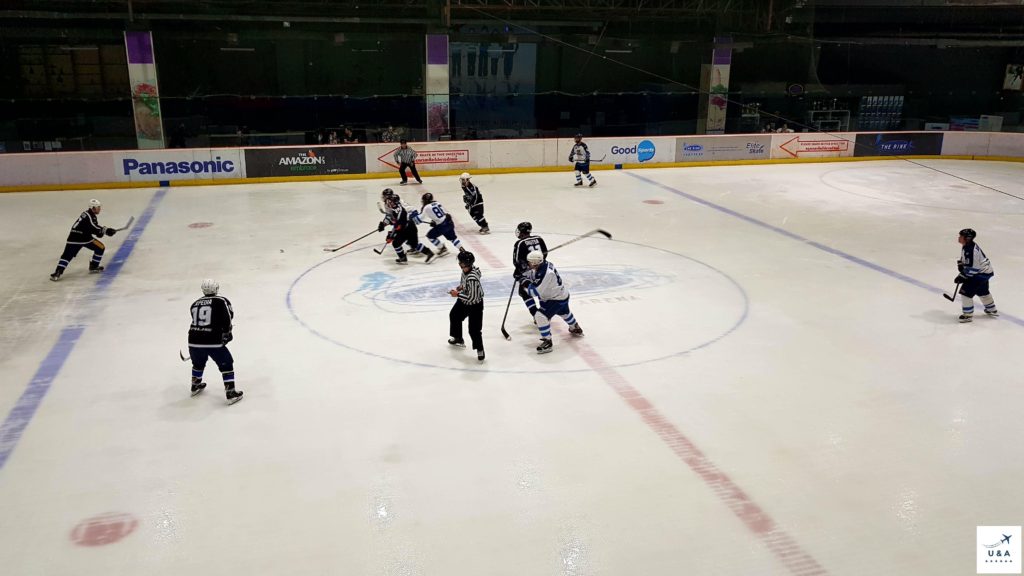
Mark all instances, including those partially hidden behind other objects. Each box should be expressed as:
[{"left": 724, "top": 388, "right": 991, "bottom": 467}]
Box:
[
  {"left": 449, "top": 250, "right": 485, "bottom": 361},
  {"left": 394, "top": 138, "right": 423, "bottom": 185}
]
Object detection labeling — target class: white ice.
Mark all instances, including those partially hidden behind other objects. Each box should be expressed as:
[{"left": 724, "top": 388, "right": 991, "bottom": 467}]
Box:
[{"left": 1, "top": 160, "right": 1023, "bottom": 575}]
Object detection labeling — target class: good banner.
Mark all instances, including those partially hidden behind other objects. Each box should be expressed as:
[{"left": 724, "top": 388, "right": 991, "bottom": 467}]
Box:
[
  {"left": 854, "top": 133, "right": 944, "bottom": 157},
  {"left": 675, "top": 135, "right": 770, "bottom": 162},
  {"left": 245, "top": 146, "right": 366, "bottom": 178}
]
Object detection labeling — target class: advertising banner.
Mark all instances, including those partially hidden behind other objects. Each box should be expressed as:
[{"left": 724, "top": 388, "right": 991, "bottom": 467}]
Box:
[
  {"left": 425, "top": 35, "right": 450, "bottom": 141},
  {"left": 577, "top": 137, "right": 674, "bottom": 166},
  {"left": 771, "top": 133, "right": 856, "bottom": 159},
  {"left": 245, "top": 146, "right": 366, "bottom": 178},
  {"left": 675, "top": 135, "right": 770, "bottom": 162},
  {"left": 124, "top": 31, "right": 165, "bottom": 149},
  {"left": 374, "top": 144, "right": 472, "bottom": 171},
  {"left": 113, "top": 149, "right": 245, "bottom": 182},
  {"left": 854, "top": 132, "right": 944, "bottom": 157}
]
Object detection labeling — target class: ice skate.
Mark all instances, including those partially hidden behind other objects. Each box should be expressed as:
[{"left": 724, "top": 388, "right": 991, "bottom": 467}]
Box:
[
  {"left": 395, "top": 253, "right": 408, "bottom": 265},
  {"left": 589, "top": 179, "right": 597, "bottom": 187},
  {"left": 537, "top": 338, "right": 553, "bottom": 354},
  {"left": 191, "top": 378, "right": 207, "bottom": 397},
  {"left": 568, "top": 324, "right": 584, "bottom": 337},
  {"left": 479, "top": 227, "right": 490, "bottom": 235},
  {"left": 423, "top": 248, "right": 435, "bottom": 264},
  {"left": 226, "top": 389, "right": 244, "bottom": 405},
  {"left": 448, "top": 337, "right": 465, "bottom": 347},
  {"left": 89, "top": 265, "right": 104, "bottom": 273},
  {"left": 958, "top": 314, "right": 973, "bottom": 323},
  {"left": 399, "top": 181, "right": 408, "bottom": 186},
  {"left": 49, "top": 271, "right": 62, "bottom": 282},
  {"left": 437, "top": 246, "right": 449, "bottom": 257},
  {"left": 574, "top": 181, "right": 584, "bottom": 187},
  {"left": 985, "top": 309, "right": 999, "bottom": 317},
  {"left": 477, "top": 350, "right": 485, "bottom": 362}
]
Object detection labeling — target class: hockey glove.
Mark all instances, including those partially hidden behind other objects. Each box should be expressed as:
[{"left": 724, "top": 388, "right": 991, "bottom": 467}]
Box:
[
  {"left": 429, "top": 221, "right": 437, "bottom": 228},
  {"left": 105, "top": 227, "right": 117, "bottom": 236},
  {"left": 386, "top": 231, "right": 395, "bottom": 242},
  {"left": 221, "top": 331, "right": 233, "bottom": 344},
  {"left": 955, "top": 274, "right": 968, "bottom": 284},
  {"left": 378, "top": 221, "right": 386, "bottom": 232}
]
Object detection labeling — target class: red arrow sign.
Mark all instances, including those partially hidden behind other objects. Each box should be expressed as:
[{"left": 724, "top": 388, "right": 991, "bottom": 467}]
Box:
[
  {"left": 377, "top": 147, "right": 470, "bottom": 169},
  {"left": 778, "top": 136, "right": 850, "bottom": 158}
]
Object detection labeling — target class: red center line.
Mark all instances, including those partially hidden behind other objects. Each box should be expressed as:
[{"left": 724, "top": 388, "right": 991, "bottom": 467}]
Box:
[
  {"left": 455, "top": 223, "right": 506, "bottom": 269},
  {"left": 569, "top": 337, "right": 829, "bottom": 576}
]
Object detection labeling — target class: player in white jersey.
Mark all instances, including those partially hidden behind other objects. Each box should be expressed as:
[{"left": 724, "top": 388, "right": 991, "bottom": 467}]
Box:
[
  {"left": 521, "top": 251, "right": 583, "bottom": 354},
  {"left": 955, "top": 228, "right": 997, "bottom": 322},
  {"left": 568, "top": 133, "right": 597, "bottom": 187},
  {"left": 412, "top": 192, "right": 464, "bottom": 257}
]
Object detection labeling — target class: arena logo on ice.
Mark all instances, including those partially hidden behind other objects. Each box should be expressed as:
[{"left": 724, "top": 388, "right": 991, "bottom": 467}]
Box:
[
  {"left": 122, "top": 157, "right": 236, "bottom": 176},
  {"left": 352, "top": 265, "right": 673, "bottom": 311}
]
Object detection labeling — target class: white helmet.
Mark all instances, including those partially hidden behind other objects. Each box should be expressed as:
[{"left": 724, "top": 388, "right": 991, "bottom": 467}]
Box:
[
  {"left": 201, "top": 279, "right": 219, "bottom": 296},
  {"left": 526, "top": 251, "right": 544, "bottom": 266},
  {"left": 88, "top": 199, "right": 101, "bottom": 209},
  {"left": 460, "top": 172, "right": 471, "bottom": 180}
]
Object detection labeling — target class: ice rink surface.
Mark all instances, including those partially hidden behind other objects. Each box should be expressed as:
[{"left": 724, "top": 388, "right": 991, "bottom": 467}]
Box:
[{"left": 1, "top": 160, "right": 1022, "bottom": 575}]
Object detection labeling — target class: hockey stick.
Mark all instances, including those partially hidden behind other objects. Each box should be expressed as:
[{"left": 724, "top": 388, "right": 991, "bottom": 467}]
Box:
[
  {"left": 114, "top": 216, "right": 135, "bottom": 231},
  {"left": 547, "top": 229, "right": 613, "bottom": 253},
  {"left": 943, "top": 282, "right": 961, "bottom": 302},
  {"left": 500, "top": 229, "right": 612, "bottom": 340},
  {"left": 373, "top": 239, "right": 393, "bottom": 255},
  {"left": 323, "top": 229, "right": 378, "bottom": 252},
  {"left": 499, "top": 282, "right": 518, "bottom": 341},
  {"left": 179, "top": 349, "right": 190, "bottom": 362}
]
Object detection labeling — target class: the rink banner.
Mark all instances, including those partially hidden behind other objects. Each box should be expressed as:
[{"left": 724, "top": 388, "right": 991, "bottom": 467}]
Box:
[
  {"left": 124, "top": 31, "right": 165, "bottom": 149},
  {"left": 245, "top": 146, "right": 366, "bottom": 178},
  {"left": 853, "top": 132, "right": 944, "bottom": 157},
  {"left": 675, "top": 135, "right": 770, "bottom": 162},
  {"left": 113, "top": 149, "right": 244, "bottom": 182}
]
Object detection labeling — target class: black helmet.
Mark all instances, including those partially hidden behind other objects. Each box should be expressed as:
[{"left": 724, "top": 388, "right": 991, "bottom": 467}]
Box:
[
  {"left": 516, "top": 221, "right": 533, "bottom": 238},
  {"left": 381, "top": 188, "right": 394, "bottom": 199},
  {"left": 457, "top": 250, "right": 475, "bottom": 266},
  {"left": 421, "top": 192, "right": 433, "bottom": 205},
  {"left": 959, "top": 228, "right": 977, "bottom": 240},
  {"left": 574, "top": 133, "right": 582, "bottom": 141}
]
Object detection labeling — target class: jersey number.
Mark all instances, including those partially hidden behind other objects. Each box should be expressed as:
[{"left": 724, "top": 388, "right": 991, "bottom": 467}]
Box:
[
  {"left": 191, "top": 306, "right": 212, "bottom": 327},
  {"left": 431, "top": 205, "right": 446, "bottom": 220}
]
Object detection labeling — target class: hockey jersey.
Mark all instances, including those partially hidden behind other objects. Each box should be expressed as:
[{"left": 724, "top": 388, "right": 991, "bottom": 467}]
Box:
[
  {"left": 383, "top": 202, "right": 416, "bottom": 231},
  {"left": 413, "top": 201, "right": 452, "bottom": 226},
  {"left": 524, "top": 261, "right": 570, "bottom": 303},
  {"left": 959, "top": 242, "right": 994, "bottom": 278},
  {"left": 462, "top": 183, "right": 483, "bottom": 210},
  {"left": 569, "top": 142, "right": 591, "bottom": 163},
  {"left": 188, "top": 295, "right": 234, "bottom": 347},
  {"left": 512, "top": 235, "right": 548, "bottom": 278},
  {"left": 66, "top": 210, "right": 106, "bottom": 244}
]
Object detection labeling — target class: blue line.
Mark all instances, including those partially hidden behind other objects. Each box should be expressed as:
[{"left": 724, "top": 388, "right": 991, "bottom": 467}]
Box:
[
  {"left": 0, "top": 188, "right": 167, "bottom": 472},
  {"left": 626, "top": 172, "right": 1024, "bottom": 328}
]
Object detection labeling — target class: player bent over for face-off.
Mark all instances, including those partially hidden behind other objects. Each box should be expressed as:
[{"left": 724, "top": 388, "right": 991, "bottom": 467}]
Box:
[
  {"left": 520, "top": 251, "right": 583, "bottom": 354},
  {"left": 188, "top": 279, "right": 243, "bottom": 404}
]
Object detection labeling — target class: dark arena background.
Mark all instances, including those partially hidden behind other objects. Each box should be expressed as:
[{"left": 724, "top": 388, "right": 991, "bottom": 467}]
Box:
[{"left": 0, "top": 2, "right": 1022, "bottom": 575}]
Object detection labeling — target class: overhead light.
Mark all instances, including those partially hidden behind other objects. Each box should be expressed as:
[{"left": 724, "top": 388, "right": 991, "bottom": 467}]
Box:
[
  {"left": 59, "top": 45, "right": 98, "bottom": 51},
  {"left": 605, "top": 49, "right": 632, "bottom": 54},
  {"left": 220, "top": 47, "right": 255, "bottom": 52}
]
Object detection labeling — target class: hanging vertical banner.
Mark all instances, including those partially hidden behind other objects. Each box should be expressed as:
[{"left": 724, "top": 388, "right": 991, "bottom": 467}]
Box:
[
  {"left": 425, "top": 34, "right": 451, "bottom": 141},
  {"left": 704, "top": 38, "right": 732, "bottom": 135},
  {"left": 124, "top": 31, "right": 165, "bottom": 149}
]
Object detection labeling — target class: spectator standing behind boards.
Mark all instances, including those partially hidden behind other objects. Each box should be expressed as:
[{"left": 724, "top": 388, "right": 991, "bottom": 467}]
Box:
[
  {"left": 394, "top": 138, "right": 423, "bottom": 186},
  {"left": 777, "top": 123, "right": 795, "bottom": 133},
  {"left": 343, "top": 127, "right": 357, "bottom": 143},
  {"left": 328, "top": 131, "right": 339, "bottom": 144},
  {"left": 381, "top": 125, "right": 398, "bottom": 143}
]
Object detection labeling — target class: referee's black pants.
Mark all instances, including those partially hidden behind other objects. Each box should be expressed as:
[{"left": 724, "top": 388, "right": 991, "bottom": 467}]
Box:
[
  {"left": 399, "top": 162, "right": 422, "bottom": 183},
  {"left": 450, "top": 300, "right": 484, "bottom": 351}
]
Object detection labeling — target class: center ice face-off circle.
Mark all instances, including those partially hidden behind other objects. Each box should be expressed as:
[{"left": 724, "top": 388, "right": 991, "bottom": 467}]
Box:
[{"left": 287, "top": 234, "right": 748, "bottom": 374}]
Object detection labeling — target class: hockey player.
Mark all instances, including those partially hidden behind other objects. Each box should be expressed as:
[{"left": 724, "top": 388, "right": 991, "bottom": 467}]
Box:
[
  {"left": 414, "top": 192, "right": 464, "bottom": 257},
  {"left": 521, "top": 251, "right": 583, "bottom": 354},
  {"left": 955, "top": 228, "right": 998, "bottom": 323},
  {"left": 50, "top": 198, "right": 117, "bottom": 281},
  {"left": 448, "top": 250, "right": 485, "bottom": 362},
  {"left": 378, "top": 194, "right": 435, "bottom": 264},
  {"left": 568, "top": 133, "right": 597, "bottom": 187},
  {"left": 512, "top": 222, "right": 548, "bottom": 317},
  {"left": 188, "top": 279, "right": 243, "bottom": 404},
  {"left": 460, "top": 172, "right": 489, "bottom": 234}
]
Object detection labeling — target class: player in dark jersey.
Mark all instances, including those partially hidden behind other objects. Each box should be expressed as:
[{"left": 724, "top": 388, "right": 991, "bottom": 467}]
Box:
[
  {"left": 378, "top": 194, "right": 435, "bottom": 265},
  {"left": 460, "top": 172, "right": 489, "bottom": 234},
  {"left": 511, "top": 221, "right": 548, "bottom": 317},
  {"left": 188, "top": 279, "right": 243, "bottom": 404},
  {"left": 50, "top": 198, "right": 117, "bottom": 281}
]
